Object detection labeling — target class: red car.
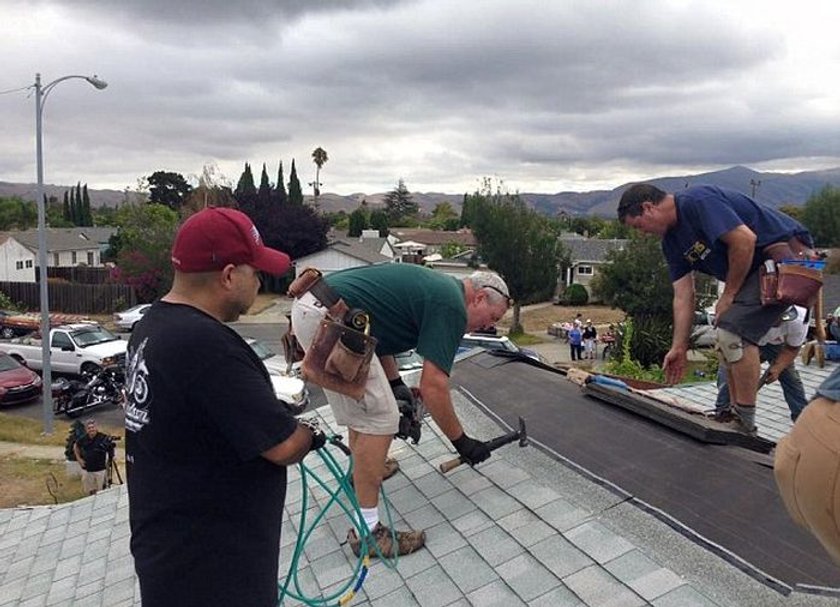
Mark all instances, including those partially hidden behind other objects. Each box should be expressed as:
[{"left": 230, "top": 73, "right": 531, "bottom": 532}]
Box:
[{"left": 0, "top": 352, "right": 42, "bottom": 406}]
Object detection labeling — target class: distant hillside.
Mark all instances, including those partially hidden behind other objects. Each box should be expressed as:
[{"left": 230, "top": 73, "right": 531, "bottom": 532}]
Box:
[
  {"left": 0, "top": 181, "right": 146, "bottom": 207},
  {"left": 4, "top": 165, "right": 840, "bottom": 217}
]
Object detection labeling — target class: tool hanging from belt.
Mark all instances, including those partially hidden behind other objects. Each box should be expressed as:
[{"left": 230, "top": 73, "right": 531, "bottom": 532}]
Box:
[{"left": 287, "top": 268, "right": 378, "bottom": 400}]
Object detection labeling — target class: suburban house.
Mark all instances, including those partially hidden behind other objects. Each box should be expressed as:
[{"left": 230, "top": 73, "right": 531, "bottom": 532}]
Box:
[
  {"left": 388, "top": 227, "right": 477, "bottom": 262},
  {"left": 0, "top": 227, "right": 116, "bottom": 282},
  {"left": 292, "top": 236, "right": 394, "bottom": 277},
  {"left": 558, "top": 234, "right": 628, "bottom": 301}
]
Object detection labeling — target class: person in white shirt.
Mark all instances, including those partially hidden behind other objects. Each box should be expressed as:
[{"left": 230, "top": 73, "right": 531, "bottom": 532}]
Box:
[{"left": 715, "top": 305, "right": 809, "bottom": 422}]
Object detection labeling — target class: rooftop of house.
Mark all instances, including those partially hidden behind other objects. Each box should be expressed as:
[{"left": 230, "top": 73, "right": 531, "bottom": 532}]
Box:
[
  {"left": 5, "top": 227, "right": 117, "bottom": 253},
  {"left": 3, "top": 349, "right": 839, "bottom": 606}
]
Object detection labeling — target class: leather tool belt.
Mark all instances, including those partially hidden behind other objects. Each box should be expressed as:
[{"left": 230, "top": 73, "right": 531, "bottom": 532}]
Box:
[
  {"left": 759, "top": 238, "right": 823, "bottom": 308},
  {"left": 287, "top": 268, "right": 377, "bottom": 400}
]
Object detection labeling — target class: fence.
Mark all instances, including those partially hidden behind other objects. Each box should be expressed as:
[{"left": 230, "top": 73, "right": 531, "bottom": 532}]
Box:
[
  {"left": 0, "top": 281, "right": 137, "bottom": 314},
  {"left": 45, "top": 267, "right": 112, "bottom": 284}
]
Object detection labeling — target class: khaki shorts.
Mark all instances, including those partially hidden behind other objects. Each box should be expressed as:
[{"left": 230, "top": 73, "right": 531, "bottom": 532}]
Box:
[
  {"left": 291, "top": 293, "right": 399, "bottom": 435},
  {"left": 774, "top": 397, "right": 840, "bottom": 565},
  {"left": 82, "top": 469, "right": 106, "bottom": 494}
]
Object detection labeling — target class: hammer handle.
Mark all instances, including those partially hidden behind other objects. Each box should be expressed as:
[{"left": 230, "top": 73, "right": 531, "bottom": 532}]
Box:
[{"left": 439, "top": 432, "right": 521, "bottom": 474}]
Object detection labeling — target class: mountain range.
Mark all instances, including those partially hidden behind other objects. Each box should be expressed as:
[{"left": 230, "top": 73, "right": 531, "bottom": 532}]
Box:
[{"left": 4, "top": 165, "right": 840, "bottom": 218}]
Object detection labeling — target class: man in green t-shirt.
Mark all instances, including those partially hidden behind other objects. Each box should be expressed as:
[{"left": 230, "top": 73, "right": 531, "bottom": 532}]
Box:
[{"left": 291, "top": 265, "right": 510, "bottom": 557}]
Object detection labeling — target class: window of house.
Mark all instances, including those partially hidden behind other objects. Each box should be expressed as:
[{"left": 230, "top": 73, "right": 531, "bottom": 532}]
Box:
[
  {"left": 577, "top": 265, "right": 593, "bottom": 275},
  {"left": 15, "top": 261, "right": 23, "bottom": 270},
  {"left": 71, "top": 252, "right": 77, "bottom": 264},
  {"left": 87, "top": 251, "right": 94, "bottom": 265},
  {"left": 25, "top": 260, "right": 33, "bottom": 268}
]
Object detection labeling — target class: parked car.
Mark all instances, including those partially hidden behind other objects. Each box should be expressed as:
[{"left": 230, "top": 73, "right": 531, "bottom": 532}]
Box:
[
  {"left": 245, "top": 338, "right": 309, "bottom": 415},
  {"left": 112, "top": 303, "right": 152, "bottom": 332},
  {"left": 0, "top": 352, "right": 42, "bottom": 407},
  {"left": 459, "top": 333, "right": 544, "bottom": 362}
]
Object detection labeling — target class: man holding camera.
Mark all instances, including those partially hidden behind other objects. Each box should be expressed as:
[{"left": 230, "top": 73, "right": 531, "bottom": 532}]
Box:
[
  {"left": 73, "top": 418, "right": 110, "bottom": 495},
  {"left": 290, "top": 264, "right": 510, "bottom": 558}
]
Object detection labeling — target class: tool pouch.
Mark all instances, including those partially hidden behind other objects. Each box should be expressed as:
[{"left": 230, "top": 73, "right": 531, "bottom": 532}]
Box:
[
  {"left": 288, "top": 267, "right": 323, "bottom": 299},
  {"left": 301, "top": 319, "right": 377, "bottom": 400},
  {"left": 760, "top": 241, "right": 823, "bottom": 307}
]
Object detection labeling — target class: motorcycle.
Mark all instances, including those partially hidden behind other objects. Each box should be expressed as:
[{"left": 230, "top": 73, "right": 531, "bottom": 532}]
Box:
[{"left": 51, "top": 364, "right": 126, "bottom": 418}]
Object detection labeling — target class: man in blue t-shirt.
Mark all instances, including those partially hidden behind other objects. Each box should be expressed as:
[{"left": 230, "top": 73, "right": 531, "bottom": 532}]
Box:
[{"left": 618, "top": 184, "right": 814, "bottom": 434}]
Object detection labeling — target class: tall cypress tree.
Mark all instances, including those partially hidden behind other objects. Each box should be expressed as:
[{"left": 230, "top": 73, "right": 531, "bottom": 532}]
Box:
[
  {"left": 235, "top": 163, "right": 257, "bottom": 199},
  {"left": 275, "top": 161, "right": 288, "bottom": 205},
  {"left": 82, "top": 184, "right": 93, "bottom": 226},
  {"left": 258, "top": 163, "right": 271, "bottom": 199},
  {"left": 63, "top": 190, "right": 70, "bottom": 222},
  {"left": 288, "top": 159, "right": 303, "bottom": 205},
  {"left": 75, "top": 182, "right": 83, "bottom": 225}
]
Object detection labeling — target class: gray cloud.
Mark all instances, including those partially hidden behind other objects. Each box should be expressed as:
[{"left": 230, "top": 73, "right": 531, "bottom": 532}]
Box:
[{"left": 2, "top": 0, "right": 839, "bottom": 194}]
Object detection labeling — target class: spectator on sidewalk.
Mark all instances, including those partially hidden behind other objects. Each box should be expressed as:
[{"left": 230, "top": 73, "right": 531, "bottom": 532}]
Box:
[
  {"left": 73, "top": 419, "right": 110, "bottom": 495},
  {"left": 582, "top": 319, "right": 598, "bottom": 360},
  {"left": 568, "top": 321, "right": 583, "bottom": 361}
]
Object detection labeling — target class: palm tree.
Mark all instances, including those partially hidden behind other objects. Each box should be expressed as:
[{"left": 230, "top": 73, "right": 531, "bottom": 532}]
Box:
[{"left": 310, "top": 147, "right": 328, "bottom": 202}]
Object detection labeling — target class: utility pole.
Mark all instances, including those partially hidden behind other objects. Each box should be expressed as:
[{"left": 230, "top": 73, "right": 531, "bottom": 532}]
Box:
[{"left": 750, "top": 179, "right": 761, "bottom": 198}]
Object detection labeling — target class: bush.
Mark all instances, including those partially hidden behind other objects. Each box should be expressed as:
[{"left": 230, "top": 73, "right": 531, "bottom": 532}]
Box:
[{"left": 564, "top": 283, "right": 589, "bottom": 306}]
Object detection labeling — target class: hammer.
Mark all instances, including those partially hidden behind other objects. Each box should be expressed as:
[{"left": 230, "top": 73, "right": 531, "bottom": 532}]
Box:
[{"left": 439, "top": 417, "right": 528, "bottom": 474}]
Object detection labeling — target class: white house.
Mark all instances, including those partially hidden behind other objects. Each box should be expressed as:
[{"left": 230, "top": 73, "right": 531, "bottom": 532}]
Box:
[
  {"left": 0, "top": 227, "right": 116, "bottom": 282},
  {"left": 293, "top": 238, "right": 394, "bottom": 277}
]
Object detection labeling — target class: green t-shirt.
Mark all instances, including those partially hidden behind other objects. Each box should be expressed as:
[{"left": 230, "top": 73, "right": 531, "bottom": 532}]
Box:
[{"left": 325, "top": 264, "right": 466, "bottom": 375}]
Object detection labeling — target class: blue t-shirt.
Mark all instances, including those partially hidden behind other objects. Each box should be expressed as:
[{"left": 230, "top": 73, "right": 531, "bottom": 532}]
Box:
[
  {"left": 568, "top": 327, "right": 582, "bottom": 346},
  {"left": 661, "top": 185, "right": 812, "bottom": 282}
]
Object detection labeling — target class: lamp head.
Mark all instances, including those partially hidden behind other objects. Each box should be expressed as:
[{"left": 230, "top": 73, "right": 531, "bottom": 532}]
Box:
[{"left": 86, "top": 75, "right": 108, "bottom": 90}]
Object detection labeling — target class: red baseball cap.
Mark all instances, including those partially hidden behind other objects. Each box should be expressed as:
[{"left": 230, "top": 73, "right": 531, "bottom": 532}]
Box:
[{"left": 171, "top": 207, "right": 291, "bottom": 276}]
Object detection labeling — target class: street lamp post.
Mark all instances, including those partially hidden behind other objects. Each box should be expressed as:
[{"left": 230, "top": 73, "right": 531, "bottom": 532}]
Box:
[{"left": 34, "top": 72, "right": 107, "bottom": 434}]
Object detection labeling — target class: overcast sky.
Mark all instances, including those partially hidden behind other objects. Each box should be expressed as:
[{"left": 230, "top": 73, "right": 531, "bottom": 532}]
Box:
[{"left": 3, "top": 0, "right": 840, "bottom": 196}]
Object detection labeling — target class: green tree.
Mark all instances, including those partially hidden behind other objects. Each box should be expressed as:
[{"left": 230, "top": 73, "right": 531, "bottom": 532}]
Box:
[
  {"left": 429, "top": 201, "right": 460, "bottom": 231},
  {"left": 258, "top": 163, "right": 272, "bottom": 199},
  {"left": 439, "top": 242, "right": 465, "bottom": 259},
  {"left": 469, "top": 178, "right": 568, "bottom": 334},
  {"left": 383, "top": 179, "right": 417, "bottom": 223},
  {"left": 460, "top": 192, "right": 477, "bottom": 228},
  {"left": 0, "top": 196, "right": 38, "bottom": 230},
  {"left": 590, "top": 232, "right": 673, "bottom": 367},
  {"left": 778, "top": 204, "right": 804, "bottom": 223},
  {"left": 81, "top": 184, "right": 93, "bottom": 226},
  {"left": 348, "top": 207, "right": 368, "bottom": 237},
  {"left": 109, "top": 203, "right": 180, "bottom": 301},
  {"left": 62, "top": 190, "right": 70, "bottom": 222},
  {"left": 801, "top": 186, "right": 840, "bottom": 247},
  {"left": 75, "top": 182, "right": 83, "bottom": 224},
  {"left": 288, "top": 159, "right": 304, "bottom": 206},
  {"left": 311, "top": 147, "right": 328, "bottom": 199},
  {"left": 275, "top": 161, "right": 288, "bottom": 205},
  {"left": 235, "top": 163, "right": 257, "bottom": 199},
  {"left": 147, "top": 171, "right": 193, "bottom": 211},
  {"left": 370, "top": 209, "right": 389, "bottom": 236}
]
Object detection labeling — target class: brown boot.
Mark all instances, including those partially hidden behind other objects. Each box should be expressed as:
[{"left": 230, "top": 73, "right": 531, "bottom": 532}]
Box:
[
  {"left": 346, "top": 523, "right": 426, "bottom": 558},
  {"left": 383, "top": 456, "right": 400, "bottom": 480}
]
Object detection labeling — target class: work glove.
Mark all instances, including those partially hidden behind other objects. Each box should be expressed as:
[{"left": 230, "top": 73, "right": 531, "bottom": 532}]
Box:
[
  {"left": 299, "top": 417, "right": 327, "bottom": 452},
  {"left": 451, "top": 433, "right": 491, "bottom": 466},
  {"left": 391, "top": 379, "right": 423, "bottom": 444}
]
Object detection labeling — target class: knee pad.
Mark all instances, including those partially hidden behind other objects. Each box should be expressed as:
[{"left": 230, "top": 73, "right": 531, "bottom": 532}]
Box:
[{"left": 715, "top": 328, "right": 744, "bottom": 365}]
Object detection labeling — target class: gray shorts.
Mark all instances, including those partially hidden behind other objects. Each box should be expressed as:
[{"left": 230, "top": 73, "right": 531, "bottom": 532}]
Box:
[
  {"left": 716, "top": 269, "right": 788, "bottom": 345},
  {"left": 290, "top": 293, "right": 399, "bottom": 435}
]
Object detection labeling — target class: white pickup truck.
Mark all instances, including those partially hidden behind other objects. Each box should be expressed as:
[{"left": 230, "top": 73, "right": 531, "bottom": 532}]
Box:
[{"left": 0, "top": 323, "right": 127, "bottom": 376}]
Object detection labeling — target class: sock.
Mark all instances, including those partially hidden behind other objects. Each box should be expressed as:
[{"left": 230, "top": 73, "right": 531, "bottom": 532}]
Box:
[
  {"left": 734, "top": 403, "right": 756, "bottom": 430},
  {"left": 360, "top": 507, "right": 379, "bottom": 532}
]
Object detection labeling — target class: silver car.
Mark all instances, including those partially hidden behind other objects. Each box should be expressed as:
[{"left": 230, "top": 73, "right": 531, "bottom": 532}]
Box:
[{"left": 112, "top": 303, "right": 152, "bottom": 332}]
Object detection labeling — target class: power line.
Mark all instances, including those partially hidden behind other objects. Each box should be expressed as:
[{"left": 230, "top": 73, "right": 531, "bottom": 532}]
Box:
[{"left": 0, "top": 84, "right": 33, "bottom": 96}]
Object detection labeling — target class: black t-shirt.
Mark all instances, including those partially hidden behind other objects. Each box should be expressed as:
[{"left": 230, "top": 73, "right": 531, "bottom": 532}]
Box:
[
  {"left": 76, "top": 432, "right": 109, "bottom": 472},
  {"left": 125, "top": 302, "right": 298, "bottom": 607},
  {"left": 582, "top": 326, "right": 597, "bottom": 340}
]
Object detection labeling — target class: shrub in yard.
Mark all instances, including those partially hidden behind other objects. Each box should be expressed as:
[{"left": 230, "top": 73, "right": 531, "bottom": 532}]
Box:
[{"left": 565, "top": 283, "right": 589, "bottom": 306}]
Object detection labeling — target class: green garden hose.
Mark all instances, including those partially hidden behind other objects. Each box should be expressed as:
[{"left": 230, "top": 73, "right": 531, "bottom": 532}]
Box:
[{"left": 277, "top": 436, "right": 402, "bottom": 606}]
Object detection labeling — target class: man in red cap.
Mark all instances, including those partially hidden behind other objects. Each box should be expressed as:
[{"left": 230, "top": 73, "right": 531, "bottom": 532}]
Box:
[{"left": 126, "top": 207, "right": 323, "bottom": 607}]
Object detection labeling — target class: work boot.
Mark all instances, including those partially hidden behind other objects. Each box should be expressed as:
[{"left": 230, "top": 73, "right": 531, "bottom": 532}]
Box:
[
  {"left": 710, "top": 408, "right": 736, "bottom": 423},
  {"left": 346, "top": 523, "right": 426, "bottom": 558},
  {"left": 383, "top": 456, "right": 400, "bottom": 481}
]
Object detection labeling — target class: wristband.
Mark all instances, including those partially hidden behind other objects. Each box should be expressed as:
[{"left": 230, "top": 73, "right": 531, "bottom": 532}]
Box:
[{"left": 389, "top": 377, "right": 406, "bottom": 389}]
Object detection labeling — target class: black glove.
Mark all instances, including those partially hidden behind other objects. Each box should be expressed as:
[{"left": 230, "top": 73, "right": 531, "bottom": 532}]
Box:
[
  {"left": 391, "top": 378, "right": 422, "bottom": 444},
  {"left": 451, "top": 433, "right": 491, "bottom": 466},
  {"left": 299, "top": 417, "right": 327, "bottom": 452}
]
